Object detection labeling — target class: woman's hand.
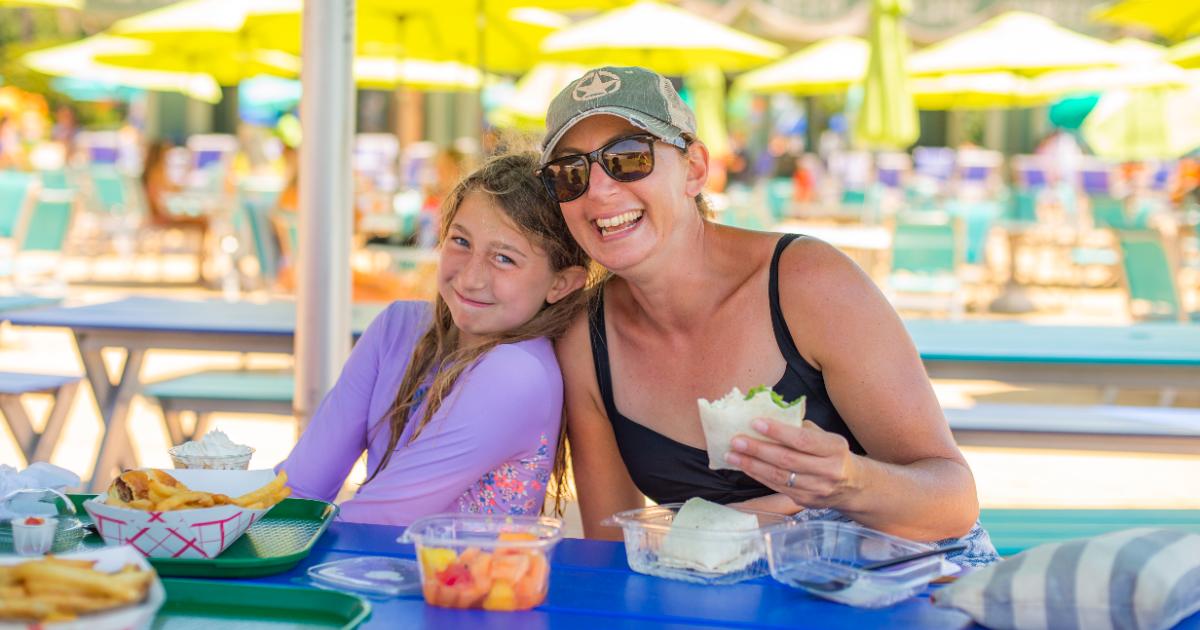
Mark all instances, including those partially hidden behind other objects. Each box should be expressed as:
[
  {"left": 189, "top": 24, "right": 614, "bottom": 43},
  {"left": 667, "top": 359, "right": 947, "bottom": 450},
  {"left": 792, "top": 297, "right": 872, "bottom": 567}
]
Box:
[{"left": 724, "top": 418, "right": 862, "bottom": 510}]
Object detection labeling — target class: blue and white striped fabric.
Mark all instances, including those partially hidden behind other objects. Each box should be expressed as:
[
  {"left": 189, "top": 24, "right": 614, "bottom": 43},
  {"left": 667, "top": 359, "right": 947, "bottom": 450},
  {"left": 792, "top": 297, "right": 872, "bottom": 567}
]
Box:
[{"left": 931, "top": 528, "right": 1200, "bottom": 630}]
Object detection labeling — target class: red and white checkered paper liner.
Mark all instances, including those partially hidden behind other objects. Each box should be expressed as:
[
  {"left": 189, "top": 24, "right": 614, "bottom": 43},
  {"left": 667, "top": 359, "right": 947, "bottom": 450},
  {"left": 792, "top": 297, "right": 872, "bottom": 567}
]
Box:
[{"left": 82, "top": 469, "right": 275, "bottom": 559}]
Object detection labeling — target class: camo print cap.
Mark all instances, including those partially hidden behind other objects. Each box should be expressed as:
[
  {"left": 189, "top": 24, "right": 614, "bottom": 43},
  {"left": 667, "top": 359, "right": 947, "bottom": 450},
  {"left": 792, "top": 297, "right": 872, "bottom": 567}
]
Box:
[{"left": 540, "top": 66, "right": 697, "bottom": 165}]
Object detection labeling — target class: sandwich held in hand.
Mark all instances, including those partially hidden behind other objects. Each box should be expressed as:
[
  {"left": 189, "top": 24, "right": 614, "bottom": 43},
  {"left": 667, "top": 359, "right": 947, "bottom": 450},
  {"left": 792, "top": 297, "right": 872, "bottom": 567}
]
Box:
[
  {"left": 658, "top": 498, "right": 764, "bottom": 574},
  {"left": 698, "top": 386, "right": 806, "bottom": 471},
  {"left": 0, "top": 555, "right": 154, "bottom": 622}
]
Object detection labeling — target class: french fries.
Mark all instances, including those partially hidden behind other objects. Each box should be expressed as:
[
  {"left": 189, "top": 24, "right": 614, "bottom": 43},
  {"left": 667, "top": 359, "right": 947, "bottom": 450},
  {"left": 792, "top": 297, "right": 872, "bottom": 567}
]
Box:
[
  {"left": 0, "top": 557, "right": 153, "bottom": 622},
  {"left": 104, "top": 470, "right": 290, "bottom": 512}
]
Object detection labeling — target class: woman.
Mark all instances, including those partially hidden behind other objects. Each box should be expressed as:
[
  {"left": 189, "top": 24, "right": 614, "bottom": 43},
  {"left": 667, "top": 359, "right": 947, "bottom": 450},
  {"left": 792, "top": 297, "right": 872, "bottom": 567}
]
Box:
[
  {"left": 542, "top": 66, "right": 996, "bottom": 565},
  {"left": 279, "top": 153, "right": 589, "bottom": 524}
]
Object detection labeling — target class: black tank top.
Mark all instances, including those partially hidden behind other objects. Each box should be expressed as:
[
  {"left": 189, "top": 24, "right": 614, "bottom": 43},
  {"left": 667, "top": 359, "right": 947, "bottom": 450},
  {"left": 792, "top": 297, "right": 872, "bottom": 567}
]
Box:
[{"left": 588, "top": 233, "right": 864, "bottom": 505}]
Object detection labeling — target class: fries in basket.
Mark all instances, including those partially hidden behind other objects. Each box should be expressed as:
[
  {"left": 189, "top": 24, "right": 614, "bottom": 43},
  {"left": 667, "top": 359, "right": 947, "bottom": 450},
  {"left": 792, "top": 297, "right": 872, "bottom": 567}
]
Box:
[
  {"left": 0, "top": 556, "right": 153, "bottom": 623},
  {"left": 105, "top": 469, "right": 290, "bottom": 511}
]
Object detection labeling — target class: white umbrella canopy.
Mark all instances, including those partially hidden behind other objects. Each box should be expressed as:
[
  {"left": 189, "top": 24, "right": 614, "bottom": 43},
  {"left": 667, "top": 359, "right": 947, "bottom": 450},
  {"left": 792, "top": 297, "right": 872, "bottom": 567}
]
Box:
[
  {"left": 489, "top": 62, "right": 586, "bottom": 130},
  {"left": 539, "top": 0, "right": 785, "bottom": 74},
  {"left": 21, "top": 35, "right": 222, "bottom": 103},
  {"left": 910, "top": 71, "right": 1036, "bottom": 109},
  {"left": 908, "top": 11, "right": 1127, "bottom": 77},
  {"left": 731, "top": 36, "right": 868, "bottom": 95}
]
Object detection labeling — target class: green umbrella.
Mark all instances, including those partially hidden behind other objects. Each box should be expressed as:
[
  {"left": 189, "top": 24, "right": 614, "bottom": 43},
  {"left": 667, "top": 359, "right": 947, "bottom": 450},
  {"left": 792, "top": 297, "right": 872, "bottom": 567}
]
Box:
[{"left": 855, "top": 0, "right": 918, "bottom": 149}]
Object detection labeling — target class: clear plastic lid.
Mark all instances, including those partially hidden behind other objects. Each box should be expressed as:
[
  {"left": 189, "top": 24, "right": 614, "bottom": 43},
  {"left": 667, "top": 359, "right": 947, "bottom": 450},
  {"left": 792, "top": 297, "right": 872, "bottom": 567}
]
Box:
[{"left": 307, "top": 556, "right": 423, "bottom": 597}]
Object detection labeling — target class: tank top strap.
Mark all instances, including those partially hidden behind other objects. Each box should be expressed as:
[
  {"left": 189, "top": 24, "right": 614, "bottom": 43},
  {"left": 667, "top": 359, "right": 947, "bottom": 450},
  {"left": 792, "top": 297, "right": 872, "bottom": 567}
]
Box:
[
  {"left": 587, "top": 290, "right": 621, "bottom": 422},
  {"left": 769, "top": 233, "right": 807, "bottom": 368}
]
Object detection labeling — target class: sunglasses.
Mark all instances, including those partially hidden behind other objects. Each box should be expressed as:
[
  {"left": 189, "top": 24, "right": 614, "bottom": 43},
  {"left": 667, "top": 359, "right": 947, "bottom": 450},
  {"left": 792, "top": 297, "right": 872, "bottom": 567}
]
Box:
[{"left": 538, "top": 133, "right": 688, "bottom": 203}]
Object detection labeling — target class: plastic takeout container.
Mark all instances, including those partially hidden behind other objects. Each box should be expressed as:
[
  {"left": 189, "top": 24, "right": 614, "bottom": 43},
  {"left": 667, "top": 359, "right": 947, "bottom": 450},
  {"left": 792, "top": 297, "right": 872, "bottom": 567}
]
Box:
[
  {"left": 765, "top": 520, "right": 945, "bottom": 608},
  {"left": 168, "top": 446, "right": 255, "bottom": 470},
  {"left": 603, "top": 502, "right": 792, "bottom": 585},
  {"left": 399, "top": 513, "right": 561, "bottom": 611},
  {"left": 308, "top": 556, "right": 422, "bottom": 597}
]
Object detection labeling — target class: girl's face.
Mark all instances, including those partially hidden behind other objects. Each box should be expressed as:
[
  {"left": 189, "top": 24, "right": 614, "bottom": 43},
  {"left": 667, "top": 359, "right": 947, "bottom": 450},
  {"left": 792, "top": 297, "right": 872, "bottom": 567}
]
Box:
[
  {"left": 439, "top": 191, "right": 582, "bottom": 347},
  {"left": 553, "top": 115, "right": 703, "bottom": 274}
]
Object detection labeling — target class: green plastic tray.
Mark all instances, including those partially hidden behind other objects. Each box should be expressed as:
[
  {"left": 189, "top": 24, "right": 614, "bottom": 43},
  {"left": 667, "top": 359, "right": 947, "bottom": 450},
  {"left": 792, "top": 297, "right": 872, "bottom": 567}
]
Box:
[
  {"left": 154, "top": 578, "right": 370, "bottom": 629},
  {"left": 68, "top": 495, "right": 337, "bottom": 578}
]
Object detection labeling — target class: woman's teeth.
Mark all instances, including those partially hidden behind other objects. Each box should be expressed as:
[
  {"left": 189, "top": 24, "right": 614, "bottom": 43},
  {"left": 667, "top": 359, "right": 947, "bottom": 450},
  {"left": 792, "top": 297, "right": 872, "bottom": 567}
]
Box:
[{"left": 595, "top": 210, "right": 643, "bottom": 234}]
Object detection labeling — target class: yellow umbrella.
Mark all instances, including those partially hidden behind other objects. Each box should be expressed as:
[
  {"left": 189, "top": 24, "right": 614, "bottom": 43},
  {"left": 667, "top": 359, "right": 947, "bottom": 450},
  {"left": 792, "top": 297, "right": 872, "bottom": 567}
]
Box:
[
  {"left": 908, "top": 11, "right": 1126, "bottom": 77},
  {"left": 731, "top": 37, "right": 868, "bottom": 95},
  {"left": 489, "top": 62, "right": 586, "bottom": 130},
  {"left": 1081, "top": 83, "right": 1200, "bottom": 160},
  {"left": 0, "top": 0, "right": 79, "bottom": 7},
  {"left": 21, "top": 35, "right": 222, "bottom": 103},
  {"left": 354, "top": 57, "right": 485, "bottom": 91},
  {"left": 1170, "top": 37, "right": 1200, "bottom": 69},
  {"left": 98, "top": 0, "right": 301, "bottom": 85},
  {"left": 911, "top": 71, "right": 1037, "bottom": 109},
  {"left": 685, "top": 64, "right": 729, "bottom": 157},
  {"left": 242, "top": 0, "right": 569, "bottom": 75},
  {"left": 855, "top": 0, "right": 918, "bottom": 149},
  {"left": 1091, "top": 0, "right": 1200, "bottom": 42},
  {"left": 539, "top": 0, "right": 785, "bottom": 74}
]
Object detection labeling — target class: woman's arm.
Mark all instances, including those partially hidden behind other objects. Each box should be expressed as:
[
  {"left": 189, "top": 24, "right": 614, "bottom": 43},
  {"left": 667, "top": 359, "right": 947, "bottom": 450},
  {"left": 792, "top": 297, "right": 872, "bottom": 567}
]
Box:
[
  {"left": 340, "top": 342, "right": 564, "bottom": 523},
  {"left": 557, "top": 315, "right": 645, "bottom": 540},
  {"left": 731, "top": 239, "right": 978, "bottom": 540}
]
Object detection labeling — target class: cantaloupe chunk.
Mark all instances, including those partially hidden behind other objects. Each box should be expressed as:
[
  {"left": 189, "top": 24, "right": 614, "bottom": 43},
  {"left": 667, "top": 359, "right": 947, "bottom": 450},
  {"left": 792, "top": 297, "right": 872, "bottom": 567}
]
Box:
[
  {"left": 482, "top": 580, "right": 518, "bottom": 611},
  {"left": 490, "top": 552, "right": 531, "bottom": 583},
  {"left": 497, "top": 532, "right": 538, "bottom": 542}
]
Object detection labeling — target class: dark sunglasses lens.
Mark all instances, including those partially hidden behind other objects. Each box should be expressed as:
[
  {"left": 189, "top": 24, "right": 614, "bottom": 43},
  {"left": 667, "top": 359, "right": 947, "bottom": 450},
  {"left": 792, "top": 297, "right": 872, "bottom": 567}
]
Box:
[
  {"left": 602, "top": 137, "right": 655, "bottom": 182},
  {"left": 545, "top": 157, "right": 589, "bottom": 201}
]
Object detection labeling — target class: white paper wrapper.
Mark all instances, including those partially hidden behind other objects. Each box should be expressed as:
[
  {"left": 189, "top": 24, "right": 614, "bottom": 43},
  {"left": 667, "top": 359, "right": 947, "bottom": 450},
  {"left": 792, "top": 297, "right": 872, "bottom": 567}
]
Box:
[
  {"left": 82, "top": 469, "right": 276, "bottom": 559},
  {"left": 697, "top": 388, "right": 807, "bottom": 471},
  {"left": 0, "top": 545, "right": 165, "bottom": 630},
  {"left": 659, "top": 498, "right": 763, "bottom": 573}
]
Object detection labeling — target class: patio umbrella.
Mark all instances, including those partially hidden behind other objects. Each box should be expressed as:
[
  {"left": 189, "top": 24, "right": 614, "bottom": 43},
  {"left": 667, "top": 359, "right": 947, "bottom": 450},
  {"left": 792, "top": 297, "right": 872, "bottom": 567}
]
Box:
[
  {"left": 21, "top": 35, "right": 222, "bottom": 103},
  {"left": 353, "top": 57, "right": 485, "bottom": 91},
  {"left": 1170, "top": 37, "right": 1200, "bottom": 69},
  {"left": 97, "top": 0, "right": 303, "bottom": 85},
  {"left": 489, "top": 62, "right": 586, "bottom": 130},
  {"left": 1091, "top": 0, "right": 1200, "bottom": 42},
  {"left": 242, "top": 0, "right": 569, "bottom": 76},
  {"left": 685, "top": 64, "right": 729, "bottom": 157},
  {"left": 539, "top": 0, "right": 785, "bottom": 75},
  {"left": 731, "top": 37, "right": 868, "bottom": 95},
  {"left": 1030, "top": 39, "right": 1188, "bottom": 98},
  {"left": 1081, "top": 82, "right": 1200, "bottom": 160},
  {"left": 908, "top": 12, "right": 1126, "bottom": 77},
  {"left": 0, "top": 0, "right": 80, "bottom": 7},
  {"left": 854, "top": 0, "right": 918, "bottom": 149},
  {"left": 910, "top": 71, "right": 1037, "bottom": 110}
]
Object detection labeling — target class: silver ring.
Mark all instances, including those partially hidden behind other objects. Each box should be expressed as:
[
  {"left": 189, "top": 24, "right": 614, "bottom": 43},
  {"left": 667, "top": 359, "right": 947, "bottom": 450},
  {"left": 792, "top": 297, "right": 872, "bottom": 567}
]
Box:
[{"left": 785, "top": 471, "right": 797, "bottom": 488}]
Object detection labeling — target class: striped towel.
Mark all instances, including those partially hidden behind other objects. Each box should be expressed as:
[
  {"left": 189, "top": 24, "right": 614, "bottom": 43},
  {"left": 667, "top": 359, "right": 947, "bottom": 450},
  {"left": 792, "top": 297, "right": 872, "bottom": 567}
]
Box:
[{"left": 931, "top": 528, "right": 1200, "bottom": 630}]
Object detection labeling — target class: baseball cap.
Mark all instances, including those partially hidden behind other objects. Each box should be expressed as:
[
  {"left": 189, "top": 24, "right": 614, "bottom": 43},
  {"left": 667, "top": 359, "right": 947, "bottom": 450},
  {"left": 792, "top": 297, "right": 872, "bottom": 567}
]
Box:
[{"left": 540, "top": 66, "right": 697, "bottom": 165}]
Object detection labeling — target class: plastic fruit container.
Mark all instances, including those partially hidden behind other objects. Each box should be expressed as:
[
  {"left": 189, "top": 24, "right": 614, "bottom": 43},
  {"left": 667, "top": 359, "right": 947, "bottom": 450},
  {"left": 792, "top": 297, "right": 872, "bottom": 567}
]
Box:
[
  {"left": 765, "top": 520, "right": 946, "bottom": 608},
  {"left": 603, "top": 502, "right": 792, "bottom": 585},
  {"left": 399, "top": 513, "right": 561, "bottom": 611}
]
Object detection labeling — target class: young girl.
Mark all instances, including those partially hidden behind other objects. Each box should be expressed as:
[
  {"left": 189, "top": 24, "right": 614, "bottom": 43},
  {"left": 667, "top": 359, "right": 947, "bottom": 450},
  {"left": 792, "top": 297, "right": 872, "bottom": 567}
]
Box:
[{"left": 279, "top": 153, "right": 590, "bottom": 525}]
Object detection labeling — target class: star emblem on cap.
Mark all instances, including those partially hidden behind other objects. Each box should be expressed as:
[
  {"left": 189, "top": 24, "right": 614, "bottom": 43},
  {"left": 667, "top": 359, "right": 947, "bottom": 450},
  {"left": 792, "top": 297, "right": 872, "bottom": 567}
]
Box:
[{"left": 572, "top": 70, "right": 621, "bottom": 101}]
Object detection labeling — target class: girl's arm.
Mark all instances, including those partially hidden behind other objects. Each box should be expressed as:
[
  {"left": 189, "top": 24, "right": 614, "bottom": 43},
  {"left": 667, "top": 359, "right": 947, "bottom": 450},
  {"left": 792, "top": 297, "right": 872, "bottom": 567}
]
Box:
[
  {"left": 732, "top": 238, "right": 978, "bottom": 541},
  {"left": 277, "top": 303, "right": 395, "bottom": 502},
  {"left": 340, "top": 343, "right": 563, "bottom": 522},
  {"left": 556, "top": 315, "right": 645, "bottom": 540}
]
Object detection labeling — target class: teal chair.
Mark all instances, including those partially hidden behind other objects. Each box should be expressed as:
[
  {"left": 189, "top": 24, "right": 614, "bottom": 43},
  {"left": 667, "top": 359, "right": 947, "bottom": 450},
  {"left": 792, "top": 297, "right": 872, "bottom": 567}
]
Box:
[
  {"left": 1117, "top": 229, "right": 1191, "bottom": 322},
  {"left": 145, "top": 369, "right": 294, "bottom": 445},
  {"left": 946, "top": 199, "right": 1002, "bottom": 266},
  {"left": 0, "top": 170, "right": 35, "bottom": 239},
  {"left": 887, "top": 213, "right": 964, "bottom": 316}
]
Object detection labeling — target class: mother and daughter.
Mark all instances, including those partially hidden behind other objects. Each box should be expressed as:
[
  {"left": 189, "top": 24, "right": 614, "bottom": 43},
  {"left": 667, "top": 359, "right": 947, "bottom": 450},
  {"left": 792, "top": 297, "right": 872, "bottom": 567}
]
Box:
[{"left": 279, "top": 66, "right": 997, "bottom": 566}]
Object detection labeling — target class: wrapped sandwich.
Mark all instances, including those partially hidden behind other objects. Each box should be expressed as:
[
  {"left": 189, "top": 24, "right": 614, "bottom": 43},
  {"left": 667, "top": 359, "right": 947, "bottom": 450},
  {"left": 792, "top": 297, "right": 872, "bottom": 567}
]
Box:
[{"left": 698, "top": 386, "right": 806, "bottom": 471}]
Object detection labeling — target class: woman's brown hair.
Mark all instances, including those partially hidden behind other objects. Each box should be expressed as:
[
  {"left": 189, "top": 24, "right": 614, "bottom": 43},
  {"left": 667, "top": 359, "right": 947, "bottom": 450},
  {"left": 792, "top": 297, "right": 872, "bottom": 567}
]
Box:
[{"left": 364, "top": 152, "right": 590, "bottom": 517}]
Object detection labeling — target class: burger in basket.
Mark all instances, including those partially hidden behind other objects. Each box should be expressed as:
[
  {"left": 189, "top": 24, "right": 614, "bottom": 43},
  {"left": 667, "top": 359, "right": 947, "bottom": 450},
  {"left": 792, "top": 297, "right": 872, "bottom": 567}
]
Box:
[{"left": 83, "top": 468, "right": 290, "bottom": 559}]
